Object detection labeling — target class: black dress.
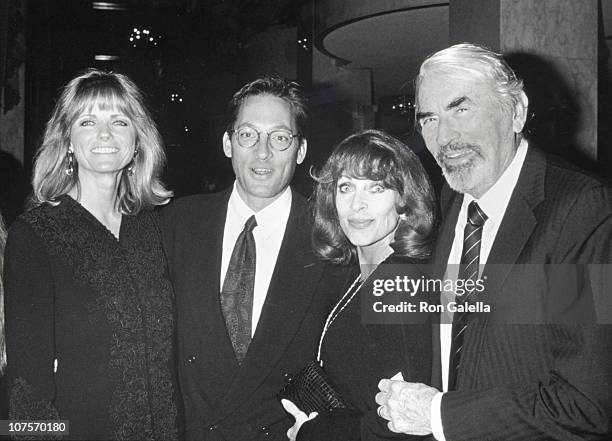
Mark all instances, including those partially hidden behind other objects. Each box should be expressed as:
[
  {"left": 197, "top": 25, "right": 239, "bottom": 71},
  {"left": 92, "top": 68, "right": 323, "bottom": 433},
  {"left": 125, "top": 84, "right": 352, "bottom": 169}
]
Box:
[
  {"left": 297, "top": 255, "right": 433, "bottom": 441},
  {"left": 3, "top": 196, "right": 179, "bottom": 441}
]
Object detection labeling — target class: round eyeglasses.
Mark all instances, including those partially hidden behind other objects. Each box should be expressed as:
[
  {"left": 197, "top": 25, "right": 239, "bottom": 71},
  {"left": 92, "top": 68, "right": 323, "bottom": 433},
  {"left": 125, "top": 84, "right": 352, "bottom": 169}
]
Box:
[{"left": 229, "top": 126, "right": 300, "bottom": 151}]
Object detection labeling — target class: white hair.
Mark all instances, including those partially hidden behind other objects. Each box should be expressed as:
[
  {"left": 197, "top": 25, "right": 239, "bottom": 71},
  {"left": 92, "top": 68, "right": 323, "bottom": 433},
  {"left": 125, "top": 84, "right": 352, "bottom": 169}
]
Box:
[{"left": 415, "top": 43, "right": 525, "bottom": 113}]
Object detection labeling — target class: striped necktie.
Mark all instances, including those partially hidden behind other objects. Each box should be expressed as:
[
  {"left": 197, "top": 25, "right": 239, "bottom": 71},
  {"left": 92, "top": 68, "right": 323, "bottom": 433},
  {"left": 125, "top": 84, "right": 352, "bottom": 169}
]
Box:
[{"left": 448, "top": 201, "right": 487, "bottom": 390}]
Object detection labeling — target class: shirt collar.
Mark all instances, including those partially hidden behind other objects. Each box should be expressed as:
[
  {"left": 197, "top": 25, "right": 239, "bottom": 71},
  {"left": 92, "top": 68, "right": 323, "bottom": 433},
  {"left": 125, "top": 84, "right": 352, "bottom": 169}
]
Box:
[
  {"left": 229, "top": 183, "right": 293, "bottom": 231},
  {"left": 463, "top": 138, "right": 529, "bottom": 224}
]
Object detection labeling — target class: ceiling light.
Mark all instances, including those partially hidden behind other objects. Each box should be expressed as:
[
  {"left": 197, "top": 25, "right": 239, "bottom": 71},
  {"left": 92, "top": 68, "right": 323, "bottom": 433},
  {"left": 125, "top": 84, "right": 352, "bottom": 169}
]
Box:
[
  {"left": 95, "top": 55, "right": 120, "bottom": 61},
  {"left": 92, "top": 2, "right": 127, "bottom": 11}
]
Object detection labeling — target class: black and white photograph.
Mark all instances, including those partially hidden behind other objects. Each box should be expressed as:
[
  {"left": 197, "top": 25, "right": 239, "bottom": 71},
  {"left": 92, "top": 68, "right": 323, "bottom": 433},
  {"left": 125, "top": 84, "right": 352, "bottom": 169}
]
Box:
[{"left": 1, "top": 1, "right": 611, "bottom": 440}]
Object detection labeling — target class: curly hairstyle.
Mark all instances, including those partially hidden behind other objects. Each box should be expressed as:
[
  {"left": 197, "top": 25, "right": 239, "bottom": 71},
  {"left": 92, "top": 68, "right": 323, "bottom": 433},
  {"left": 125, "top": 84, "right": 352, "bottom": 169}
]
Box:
[
  {"left": 311, "top": 129, "right": 437, "bottom": 265},
  {"left": 31, "top": 68, "right": 172, "bottom": 214}
]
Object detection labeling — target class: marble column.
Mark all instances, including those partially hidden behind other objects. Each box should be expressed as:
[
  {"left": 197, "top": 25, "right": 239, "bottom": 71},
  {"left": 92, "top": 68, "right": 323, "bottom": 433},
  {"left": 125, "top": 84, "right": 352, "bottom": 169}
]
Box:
[{"left": 450, "top": 0, "right": 598, "bottom": 161}]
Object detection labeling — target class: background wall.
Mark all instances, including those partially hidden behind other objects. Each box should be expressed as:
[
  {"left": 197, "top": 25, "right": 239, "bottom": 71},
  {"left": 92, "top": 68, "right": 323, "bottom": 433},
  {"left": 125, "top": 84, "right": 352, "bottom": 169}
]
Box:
[{"left": 0, "top": 0, "right": 610, "bottom": 223}]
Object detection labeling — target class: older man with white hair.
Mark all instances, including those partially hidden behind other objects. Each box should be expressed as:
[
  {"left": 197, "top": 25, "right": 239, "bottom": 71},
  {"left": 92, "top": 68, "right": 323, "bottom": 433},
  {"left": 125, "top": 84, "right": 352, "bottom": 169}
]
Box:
[{"left": 376, "top": 43, "right": 612, "bottom": 441}]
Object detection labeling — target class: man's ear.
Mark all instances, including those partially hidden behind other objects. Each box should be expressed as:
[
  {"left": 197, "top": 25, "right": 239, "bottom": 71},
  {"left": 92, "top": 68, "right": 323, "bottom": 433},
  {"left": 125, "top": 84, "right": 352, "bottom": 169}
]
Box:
[
  {"left": 512, "top": 91, "right": 529, "bottom": 133},
  {"left": 296, "top": 138, "right": 307, "bottom": 165},
  {"left": 222, "top": 132, "right": 232, "bottom": 158}
]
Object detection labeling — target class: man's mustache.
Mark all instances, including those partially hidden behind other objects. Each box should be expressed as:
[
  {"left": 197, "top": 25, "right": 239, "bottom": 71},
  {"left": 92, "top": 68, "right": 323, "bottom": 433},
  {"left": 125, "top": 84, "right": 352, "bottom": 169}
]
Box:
[{"left": 436, "top": 142, "right": 483, "bottom": 164}]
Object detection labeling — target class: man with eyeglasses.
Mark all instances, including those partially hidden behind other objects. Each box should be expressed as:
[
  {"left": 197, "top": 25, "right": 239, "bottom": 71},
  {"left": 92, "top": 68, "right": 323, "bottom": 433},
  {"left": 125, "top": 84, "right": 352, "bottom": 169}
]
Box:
[{"left": 161, "top": 75, "right": 347, "bottom": 441}]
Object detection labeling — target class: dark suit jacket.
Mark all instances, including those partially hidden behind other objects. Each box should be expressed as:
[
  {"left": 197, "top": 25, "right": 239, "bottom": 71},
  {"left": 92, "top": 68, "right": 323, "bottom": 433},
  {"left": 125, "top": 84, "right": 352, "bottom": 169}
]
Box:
[
  {"left": 433, "top": 147, "right": 612, "bottom": 441},
  {"left": 160, "top": 188, "right": 346, "bottom": 441}
]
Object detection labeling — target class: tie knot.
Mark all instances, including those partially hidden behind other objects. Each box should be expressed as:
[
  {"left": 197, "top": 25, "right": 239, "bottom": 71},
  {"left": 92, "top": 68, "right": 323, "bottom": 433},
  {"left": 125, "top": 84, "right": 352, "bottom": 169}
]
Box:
[
  {"left": 244, "top": 215, "right": 257, "bottom": 232},
  {"left": 467, "top": 201, "right": 487, "bottom": 227}
]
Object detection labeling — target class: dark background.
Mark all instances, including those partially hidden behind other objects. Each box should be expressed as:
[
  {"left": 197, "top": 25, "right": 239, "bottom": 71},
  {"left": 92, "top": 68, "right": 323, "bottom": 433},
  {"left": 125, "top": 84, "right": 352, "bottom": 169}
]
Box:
[{"left": 1, "top": 0, "right": 611, "bottom": 226}]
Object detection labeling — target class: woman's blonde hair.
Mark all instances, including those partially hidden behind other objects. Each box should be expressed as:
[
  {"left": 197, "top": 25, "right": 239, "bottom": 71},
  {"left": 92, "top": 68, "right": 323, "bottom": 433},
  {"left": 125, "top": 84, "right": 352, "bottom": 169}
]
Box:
[{"left": 32, "top": 68, "right": 172, "bottom": 213}]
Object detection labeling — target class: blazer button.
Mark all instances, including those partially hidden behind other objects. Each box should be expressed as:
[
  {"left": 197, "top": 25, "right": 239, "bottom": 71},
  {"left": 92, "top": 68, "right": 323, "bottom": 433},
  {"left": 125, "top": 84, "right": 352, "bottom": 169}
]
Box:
[
  {"left": 186, "top": 354, "right": 197, "bottom": 364},
  {"left": 208, "top": 424, "right": 218, "bottom": 431},
  {"left": 260, "top": 426, "right": 270, "bottom": 436}
]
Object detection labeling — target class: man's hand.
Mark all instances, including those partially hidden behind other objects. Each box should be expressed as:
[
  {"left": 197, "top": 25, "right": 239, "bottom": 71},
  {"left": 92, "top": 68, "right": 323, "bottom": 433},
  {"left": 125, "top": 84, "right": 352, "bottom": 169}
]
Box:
[
  {"left": 281, "top": 399, "right": 318, "bottom": 441},
  {"left": 375, "top": 380, "right": 438, "bottom": 435}
]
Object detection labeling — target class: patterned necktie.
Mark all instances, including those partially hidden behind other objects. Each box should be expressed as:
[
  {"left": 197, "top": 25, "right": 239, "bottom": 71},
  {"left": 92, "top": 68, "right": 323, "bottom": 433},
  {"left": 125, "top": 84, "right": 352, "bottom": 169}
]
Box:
[
  {"left": 220, "top": 215, "right": 257, "bottom": 364},
  {"left": 448, "top": 201, "right": 487, "bottom": 390}
]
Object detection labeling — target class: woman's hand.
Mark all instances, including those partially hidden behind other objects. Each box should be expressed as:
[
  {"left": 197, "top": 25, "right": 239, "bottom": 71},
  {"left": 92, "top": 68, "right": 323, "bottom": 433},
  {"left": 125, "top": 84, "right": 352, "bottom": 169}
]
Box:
[{"left": 281, "top": 399, "right": 319, "bottom": 441}]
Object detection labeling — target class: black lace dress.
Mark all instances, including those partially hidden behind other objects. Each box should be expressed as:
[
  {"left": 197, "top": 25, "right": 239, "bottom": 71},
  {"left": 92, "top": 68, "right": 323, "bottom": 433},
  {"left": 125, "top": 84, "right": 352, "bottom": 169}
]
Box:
[{"left": 3, "top": 196, "right": 179, "bottom": 440}]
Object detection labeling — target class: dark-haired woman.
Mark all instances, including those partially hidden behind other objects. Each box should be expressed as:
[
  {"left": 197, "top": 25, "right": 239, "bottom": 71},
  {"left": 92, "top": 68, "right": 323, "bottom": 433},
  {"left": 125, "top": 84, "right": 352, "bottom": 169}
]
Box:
[{"left": 283, "top": 129, "right": 437, "bottom": 440}]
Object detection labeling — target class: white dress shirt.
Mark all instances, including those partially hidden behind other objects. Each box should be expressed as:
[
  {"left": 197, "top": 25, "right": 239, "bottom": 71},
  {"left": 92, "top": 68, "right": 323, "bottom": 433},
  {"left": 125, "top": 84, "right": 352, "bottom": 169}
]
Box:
[
  {"left": 220, "top": 184, "right": 292, "bottom": 337},
  {"left": 431, "top": 139, "right": 528, "bottom": 441}
]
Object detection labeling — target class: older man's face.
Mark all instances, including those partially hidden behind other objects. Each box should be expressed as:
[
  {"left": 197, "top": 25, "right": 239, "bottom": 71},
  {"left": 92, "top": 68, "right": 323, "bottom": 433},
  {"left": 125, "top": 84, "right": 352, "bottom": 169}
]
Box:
[{"left": 416, "top": 72, "right": 525, "bottom": 198}]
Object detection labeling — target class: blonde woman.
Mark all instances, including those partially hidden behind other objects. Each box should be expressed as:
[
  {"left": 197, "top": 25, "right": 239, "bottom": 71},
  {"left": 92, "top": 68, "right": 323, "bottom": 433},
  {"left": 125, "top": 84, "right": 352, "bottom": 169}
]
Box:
[{"left": 3, "top": 70, "right": 179, "bottom": 440}]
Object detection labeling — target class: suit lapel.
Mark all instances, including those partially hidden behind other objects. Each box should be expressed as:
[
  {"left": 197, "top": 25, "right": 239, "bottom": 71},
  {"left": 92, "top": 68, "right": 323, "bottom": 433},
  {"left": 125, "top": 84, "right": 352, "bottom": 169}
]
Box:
[
  {"left": 481, "top": 147, "right": 546, "bottom": 300},
  {"left": 189, "top": 190, "right": 242, "bottom": 402},
  {"left": 458, "top": 147, "right": 546, "bottom": 389},
  {"left": 220, "top": 191, "right": 323, "bottom": 410},
  {"left": 433, "top": 187, "right": 463, "bottom": 274}
]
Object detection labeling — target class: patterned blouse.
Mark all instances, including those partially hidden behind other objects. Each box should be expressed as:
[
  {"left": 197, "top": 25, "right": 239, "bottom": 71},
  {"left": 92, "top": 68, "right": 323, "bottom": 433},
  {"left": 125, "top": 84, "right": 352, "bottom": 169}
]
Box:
[{"left": 4, "top": 196, "right": 179, "bottom": 440}]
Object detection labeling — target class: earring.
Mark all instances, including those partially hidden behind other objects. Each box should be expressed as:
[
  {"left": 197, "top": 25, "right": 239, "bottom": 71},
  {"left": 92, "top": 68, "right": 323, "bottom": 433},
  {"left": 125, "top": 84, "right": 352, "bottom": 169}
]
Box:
[
  {"left": 65, "top": 149, "right": 75, "bottom": 176},
  {"left": 126, "top": 146, "right": 139, "bottom": 176}
]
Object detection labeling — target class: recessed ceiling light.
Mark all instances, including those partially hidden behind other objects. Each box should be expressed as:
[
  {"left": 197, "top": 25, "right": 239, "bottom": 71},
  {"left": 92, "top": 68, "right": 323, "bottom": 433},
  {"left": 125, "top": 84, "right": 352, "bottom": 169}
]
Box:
[
  {"left": 92, "top": 2, "right": 127, "bottom": 11},
  {"left": 94, "top": 55, "right": 120, "bottom": 61}
]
